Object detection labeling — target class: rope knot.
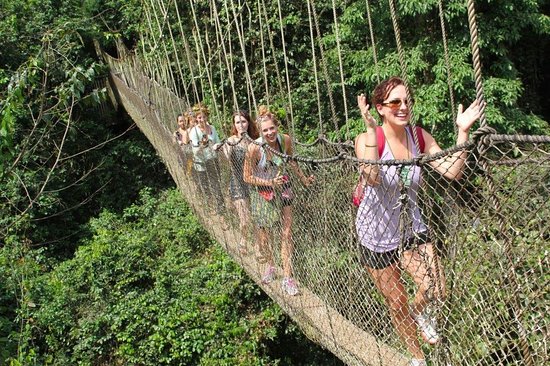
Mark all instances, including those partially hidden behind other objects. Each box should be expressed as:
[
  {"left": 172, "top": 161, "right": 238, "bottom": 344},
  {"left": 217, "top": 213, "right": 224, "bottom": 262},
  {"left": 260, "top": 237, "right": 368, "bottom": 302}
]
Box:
[
  {"left": 471, "top": 125, "right": 496, "bottom": 142},
  {"left": 471, "top": 125, "right": 496, "bottom": 155}
]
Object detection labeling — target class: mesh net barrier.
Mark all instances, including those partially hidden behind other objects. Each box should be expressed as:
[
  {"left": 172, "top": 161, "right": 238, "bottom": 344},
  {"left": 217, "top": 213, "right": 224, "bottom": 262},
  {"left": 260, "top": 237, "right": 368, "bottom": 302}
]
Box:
[{"left": 96, "top": 1, "right": 549, "bottom": 364}]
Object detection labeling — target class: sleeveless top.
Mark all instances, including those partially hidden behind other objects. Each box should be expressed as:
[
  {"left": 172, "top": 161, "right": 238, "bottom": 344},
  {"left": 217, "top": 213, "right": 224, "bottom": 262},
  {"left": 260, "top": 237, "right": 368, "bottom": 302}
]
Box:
[
  {"left": 355, "top": 128, "right": 427, "bottom": 253},
  {"left": 229, "top": 143, "right": 249, "bottom": 200},
  {"left": 254, "top": 135, "right": 285, "bottom": 181},
  {"left": 190, "top": 125, "right": 220, "bottom": 171},
  {"left": 253, "top": 135, "right": 294, "bottom": 202}
]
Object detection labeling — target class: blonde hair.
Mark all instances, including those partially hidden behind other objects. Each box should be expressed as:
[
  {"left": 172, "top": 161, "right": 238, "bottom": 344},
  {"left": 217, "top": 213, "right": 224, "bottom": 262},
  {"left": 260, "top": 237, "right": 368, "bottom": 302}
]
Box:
[
  {"left": 192, "top": 102, "right": 209, "bottom": 117},
  {"left": 256, "top": 105, "right": 278, "bottom": 126}
]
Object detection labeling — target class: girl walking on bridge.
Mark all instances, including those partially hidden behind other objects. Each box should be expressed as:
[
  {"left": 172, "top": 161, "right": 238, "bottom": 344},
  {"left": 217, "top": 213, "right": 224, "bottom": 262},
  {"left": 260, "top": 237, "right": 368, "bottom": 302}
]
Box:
[
  {"left": 189, "top": 103, "right": 225, "bottom": 217},
  {"left": 173, "top": 111, "right": 192, "bottom": 146},
  {"left": 354, "top": 77, "right": 482, "bottom": 366},
  {"left": 243, "top": 106, "right": 314, "bottom": 296},
  {"left": 222, "top": 110, "right": 259, "bottom": 254}
]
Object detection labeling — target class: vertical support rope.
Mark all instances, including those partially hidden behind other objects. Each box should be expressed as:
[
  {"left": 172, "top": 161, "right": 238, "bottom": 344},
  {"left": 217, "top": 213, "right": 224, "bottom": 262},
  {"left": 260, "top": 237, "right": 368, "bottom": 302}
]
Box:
[
  {"left": 188, "top": 1, "right": 222, "bottom": 125},
  {"left": 259, "top": 0, "right": 285, "bottom": 105},
  {"left": 214, "top": 0, "right": 241, "bottom": 110},
  {"left": 365, "top": 0, "right": 380, "bottom": 84},
  {"left": 307, "top": 0, "right": 324, "bottom": 136},
  {"left": 466, "top": 0, "right": 487, "bottom": 127},
  {"left": 228, "top": 0, "right": 258, "bottom": 111},
  {"left": 276, "top": 0, "right": 296, "bottom": 134},
  {"left": 330, "top": 0, "right": 350, "bottom": 140},
  {"left": 386, "top": 0, "right": 421, "bottom": 153},
  {"left": 309, "top": 0, "right": 342, "bottom": 142},
  {"left": 437, "top": 0, "right": 457, "bottom": 131},
  {"left": 173, "top": 3, "right": 200, "bottom": 102},
  {"left": 257, "top": 0, "right": 271, "bottom": 107}
]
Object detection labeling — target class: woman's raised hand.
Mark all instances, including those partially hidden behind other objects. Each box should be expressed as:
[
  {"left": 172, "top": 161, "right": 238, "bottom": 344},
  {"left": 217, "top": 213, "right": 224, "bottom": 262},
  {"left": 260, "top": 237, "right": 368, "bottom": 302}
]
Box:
[
  {"left": 357, "top": 93, "right": 377, "bottom": 130},
  {"left": 456, "top": 99, "right": 485, "bottom": 133}
]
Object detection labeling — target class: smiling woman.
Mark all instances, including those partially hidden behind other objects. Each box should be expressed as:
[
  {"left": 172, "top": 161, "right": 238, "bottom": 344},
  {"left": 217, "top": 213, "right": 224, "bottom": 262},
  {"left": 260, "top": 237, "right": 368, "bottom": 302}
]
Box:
[
  {"left": 243, "top": 105, "right": 314, "bottom": 296},
  {"left": 354, "top": 76, "right": 484, "bottom": 366}
]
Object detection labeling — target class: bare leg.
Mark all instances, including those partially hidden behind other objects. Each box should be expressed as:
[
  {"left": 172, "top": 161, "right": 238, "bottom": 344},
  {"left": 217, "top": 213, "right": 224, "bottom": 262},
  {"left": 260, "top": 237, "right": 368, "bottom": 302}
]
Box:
[
  {"left": 401, "top": 243, "right": 446, "bottom": 315},
  {"left": 281, "top": 205, "right": 293, "bottom": 278},
  {"left": 233, "top": 198, "right": 250, "bottom": 253},
  {"left": 257, "top": 227, "right": 274, "bottom": 267},
  {"left": 367, "top": 264, "right": 424, "bottom": 360}
]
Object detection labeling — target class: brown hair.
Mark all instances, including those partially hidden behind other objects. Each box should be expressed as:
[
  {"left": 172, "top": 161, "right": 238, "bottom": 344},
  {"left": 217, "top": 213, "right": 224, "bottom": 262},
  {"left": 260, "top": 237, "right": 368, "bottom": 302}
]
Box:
[
  {"left": 231, "top": 110, "right": 259, "bottom": 139},
  {"left": 371, "top": 76, "right": 411, "bottom": 116}
]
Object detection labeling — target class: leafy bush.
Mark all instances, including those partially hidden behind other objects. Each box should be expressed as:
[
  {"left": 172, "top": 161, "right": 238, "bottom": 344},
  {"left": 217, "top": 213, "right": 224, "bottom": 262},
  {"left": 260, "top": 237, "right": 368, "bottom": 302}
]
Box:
[{"left": 6, "top": 188, "right": 342, "bottom": 365}]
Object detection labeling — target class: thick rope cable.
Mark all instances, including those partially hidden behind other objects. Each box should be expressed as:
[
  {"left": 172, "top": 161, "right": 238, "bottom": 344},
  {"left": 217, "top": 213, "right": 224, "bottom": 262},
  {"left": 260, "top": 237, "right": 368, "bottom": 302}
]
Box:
[
  {"left": 466, "top": 0, "right": 487, "bottom": 127},
  {"left": 437, "top": 0, "right": 457, "bottom": 131},
  {"left": 365, "top": 0, "right": 380, "bottom": 85}
]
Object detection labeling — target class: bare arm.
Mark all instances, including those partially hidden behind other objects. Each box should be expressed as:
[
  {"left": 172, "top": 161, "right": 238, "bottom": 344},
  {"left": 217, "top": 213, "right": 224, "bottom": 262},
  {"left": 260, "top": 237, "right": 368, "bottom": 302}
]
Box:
[
  {"left": 426, "top": 100, "right": 483, "bottom": 180},
  {"left": 356, "top": 93, "right": 381, "bottom": 186}
]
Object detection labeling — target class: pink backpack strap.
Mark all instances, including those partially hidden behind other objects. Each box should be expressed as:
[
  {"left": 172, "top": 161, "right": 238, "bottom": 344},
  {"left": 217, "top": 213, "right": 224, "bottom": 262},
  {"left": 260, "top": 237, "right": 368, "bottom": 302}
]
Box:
[
  {"left": 376, "top": 125, "right": 426, "bottom": 156},
  {"left": 376, "top": 126, "right": 385, "bottom": 157},
  {"left": 412, "top": 125, "right": 426, "bottom": 153}
]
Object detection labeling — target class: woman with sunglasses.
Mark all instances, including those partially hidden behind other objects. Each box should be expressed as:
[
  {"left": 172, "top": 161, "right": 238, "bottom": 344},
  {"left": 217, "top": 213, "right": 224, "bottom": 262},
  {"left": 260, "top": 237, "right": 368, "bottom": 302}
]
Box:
[
  {"left": 222, "top": 110, "right": 259, "bottom": 254},
  {"left": 355, "top": 76, "right": 482, "bottom": 366},
  {"left": 243, "top": 105, "right": 314, "bottom": 296}
]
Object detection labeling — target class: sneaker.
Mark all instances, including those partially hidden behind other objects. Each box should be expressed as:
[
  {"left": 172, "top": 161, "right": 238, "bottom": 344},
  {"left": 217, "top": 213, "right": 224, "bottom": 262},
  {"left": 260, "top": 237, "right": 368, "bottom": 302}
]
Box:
[
  {"left": 262, "top": 266, "right": 276, "bottom": 284},
  {"left": 281, "top": 277, "right": 299, "bottom": 296},
  {"left": 412, "top": 310, "right": 440, "bottom": 345},
  {"left": 410, "top": 359, "right": 427, "bottom": 366}
]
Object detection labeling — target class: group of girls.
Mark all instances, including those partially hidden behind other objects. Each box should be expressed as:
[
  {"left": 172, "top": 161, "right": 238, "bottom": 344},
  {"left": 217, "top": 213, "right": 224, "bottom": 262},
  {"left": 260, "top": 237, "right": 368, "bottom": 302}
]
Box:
[{"left": 174, "top": 77, "right": 483, "bottom": 366}]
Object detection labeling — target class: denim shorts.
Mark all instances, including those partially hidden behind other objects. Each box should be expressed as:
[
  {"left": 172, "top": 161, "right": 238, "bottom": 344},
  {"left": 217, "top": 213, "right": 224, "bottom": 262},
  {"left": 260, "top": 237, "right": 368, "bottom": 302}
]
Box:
[{"left": 359, "top": 231, "right": 431, "bottom": 270}]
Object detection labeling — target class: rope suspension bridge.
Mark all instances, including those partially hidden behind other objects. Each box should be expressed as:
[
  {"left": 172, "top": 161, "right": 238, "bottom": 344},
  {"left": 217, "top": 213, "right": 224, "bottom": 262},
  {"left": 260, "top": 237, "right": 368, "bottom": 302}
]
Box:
[{"left": 96, "top": 1, "right": 548, "bottom": 365}]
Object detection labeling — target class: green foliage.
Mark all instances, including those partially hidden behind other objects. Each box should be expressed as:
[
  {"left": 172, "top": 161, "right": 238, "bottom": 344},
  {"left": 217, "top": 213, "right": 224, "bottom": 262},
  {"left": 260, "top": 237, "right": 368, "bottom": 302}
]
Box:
[
  {"left": 137, "top": 0, "right": 549, "bottom": 145},
  {"left": 4, "top": 188, "right": 341, "bottom": 365}
]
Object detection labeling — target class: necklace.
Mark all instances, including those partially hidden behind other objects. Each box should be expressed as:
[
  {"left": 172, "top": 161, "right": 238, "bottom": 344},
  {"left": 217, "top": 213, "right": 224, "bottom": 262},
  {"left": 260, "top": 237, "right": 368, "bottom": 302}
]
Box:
[{"left": 385, "top": 128, "right": 412, "bottom": 188}]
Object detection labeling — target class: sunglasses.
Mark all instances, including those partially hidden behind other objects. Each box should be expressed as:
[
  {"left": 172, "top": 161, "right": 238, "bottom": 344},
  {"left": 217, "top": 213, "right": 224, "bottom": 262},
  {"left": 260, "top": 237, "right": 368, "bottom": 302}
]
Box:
[{"left": 381, "top": 99, "right": 411, "bottom": 110}]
